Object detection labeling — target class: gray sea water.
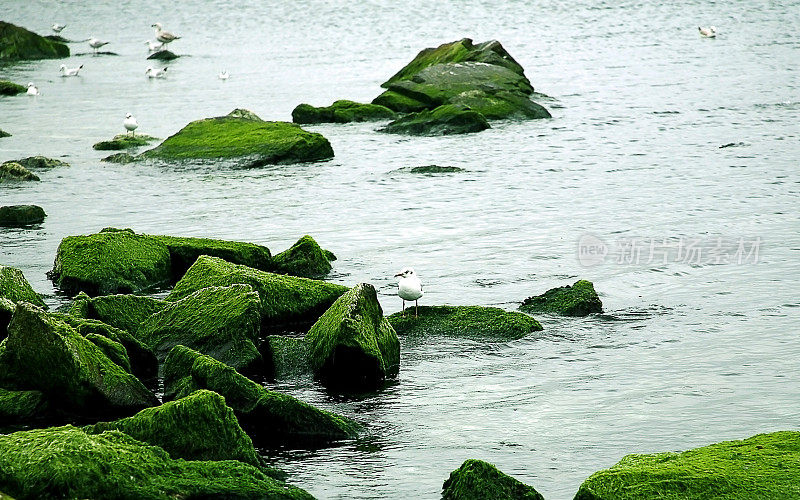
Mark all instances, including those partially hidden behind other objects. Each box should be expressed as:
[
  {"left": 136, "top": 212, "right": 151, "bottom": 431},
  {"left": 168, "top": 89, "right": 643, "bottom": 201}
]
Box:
[{"left": 2, "top": 0, "right": 799, "bottom": 498}]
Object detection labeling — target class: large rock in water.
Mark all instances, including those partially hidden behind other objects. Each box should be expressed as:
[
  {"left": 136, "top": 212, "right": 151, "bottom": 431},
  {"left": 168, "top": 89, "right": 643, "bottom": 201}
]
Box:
[
  {"left": 10, "top": 156, "right": 69, "bottom": 170},
  {"left": 155, "top": 234, "right": 272, "bottom": 278},
  {"left": 0, "top": 22, "right": 69, "bottom": 61},
  {"left": 0, "top": 80, "right": 26, "bottom": 96},
  {"left": 443, "top": 459, "right": 544, "bottom": 500},
  {"left": 574, "top": 431, "right": 800, "bottom": 500},
  {"left": 164, "top": 345, "right": 361, "bottom": 445},
  {"left": 92, "top": 134, "right": 158, "bottom": 151},
  {"left": 68, "top": 292, "right": 166, "bottom": 336},
  {"left": 0, "top": 128, "right": 9, "bottom": 138},
  {"left": 0, "top": 425, "right": 314, "bottom": 500},
  {"left": 0, "top": 265, "right": 46, "bottom": 308},
  {"left": 388, "top": 305, "right": 542, "bottom": 342},
  {"left": 519, "top": 279, "right": 603, "bottom": 317},
  {"left": 379, "top": 104, "right": 490, "bottom": 136},
  {"left": 167, "top": 255, "right": 348, "bottom": 331},
  {"left": 0, "top": 163, "right": 39, "bottom": 182},
  {"left": 292, "top": 100, "right": 396, "bottom": 124},
  {"left": 140, "top": 109, "right": 334, "bottom": 166},
  {"left": 272, "top": 235, "right": 335, "bottom": 278},
  {"left": 305, "top": 283, "right": 400, "bottom": 390},
  {"left": 0, "top": 205, "right": 46, "bottom": 227}
]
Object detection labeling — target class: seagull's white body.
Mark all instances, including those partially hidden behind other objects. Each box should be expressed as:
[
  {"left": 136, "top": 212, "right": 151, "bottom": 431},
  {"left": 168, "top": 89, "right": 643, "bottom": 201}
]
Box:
[
  {"left": 59, "top": 64, "right": 83, "bottom": 77},
  {"left": 151, "top": 23, "right": 180, "bottom": 45},
  {"left": 124, "top": 113, "right": 138, "bottom": 136},
  {"left": 26, "top": 83, "right": 40, "bottom": 96},
  {"left": 145, "top": 40, "right": 164, "bottom": 52},
  {"left": 145, "top": 66, "right": 168, "bottom": 79},
  {"left": 699, "top": 26, "right": 717, "bottom": 38},
  {"left": 218, "top": 70, "right": 229, "bottom": 80},
  {"left": 88, "top": 37, "right": 109, "bottom": 53},
  {"left": 395, "top": 267, "right": 423, "bottom": 315},
  {"left": 51, "top": 23, "right": 66, "bottom": 34}
]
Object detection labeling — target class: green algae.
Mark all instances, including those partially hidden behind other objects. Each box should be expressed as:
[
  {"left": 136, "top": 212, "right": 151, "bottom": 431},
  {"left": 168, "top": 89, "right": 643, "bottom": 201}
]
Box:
[
  {"left": 154, "top": 234, "right": 272, "bottom": 277},
  {"left": 0, "top": 163, "right": 39, "bottom": 182},
  {"left": 0, "top": 205, "right": 46, "bottom": 227},
  {"left": 272, "top": 235, "right": 334, "bottom": 278},
  {"left": 520, "top": 279, "right": 603, "bottom": 317},
  {"left": 574, "top": 431, "right": 800, "bottom": 499},
  {"left": 0, "top": 388, "right": 47, "bottom": 425},
  {"left": 92, "top": 134, "right": 158, "bottom": 151},
  {"left": 0, "top": 21, "right": 70, "bottom": 61},
  {"left": 379, "top": 104, "right": 490, "bottom": 136},
  {"left": 0, "top": 299, "right": 13, "bottom": 340},
  {"left": 11, "top": 156, "right": 69, "bottom": 169},
  {"left": 449, "top": 89, "right": 551, "bottom": 120},
  {"left": 443, "top": 459, "right": 544, "bottom": 500},
  {"left": 0, "top": 265, "right": 46, "bottom": 308},
  {"left": 263, "top": 335, "right": 311, "bottom": 379},
  {"left": 75, "top": 293, "right": 166, "bottom": 334},
  {"left": 292, "top": 100, "right": 396, "bottom": 124},
  {"left": 83, "top": 333, "right": 132, "bottom": 373},
  {"left": 0, "top": 81, "right": 26, "bottom": 96},
  {"left": 371, "top": 90, "right": 430, "bottom": 113},
  {"left": 101, "top": 152, "right": 137, "bottom": 163},
  {"left": 388, "top": 305, "right": 542, "bottom": 342}
]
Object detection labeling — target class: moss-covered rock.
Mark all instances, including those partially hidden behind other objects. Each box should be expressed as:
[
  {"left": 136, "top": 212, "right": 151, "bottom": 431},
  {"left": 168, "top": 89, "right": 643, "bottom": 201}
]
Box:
[
  {"left": 272, "top": 235, "right": 334, "bottom": 278},
  {"left": 154, "top": 234, "right": 272, "bottom": 278},
  {"left": 393, "top": 165, "right": 465, "bottom": 174},
  {"left": 2, "top": 303, "right": 158, "bottom": 416},
  {"left": 147, "top": 49, "right": 178, "bottom": 61},
  {"left": 388, "top": 305, "right": 542, "bottom": 342},
  {"left": 305, "top": 283, "right": 399, "bottom": 390},
  {"left": 379, "top": 104, "right": 489, "bottom": 136},
  {"left": 574, "top": 431, "right": 800, "bottom": 499},
  {"left": 0, "top": 425, "right": 314, "bottom": 499},
  {"left": 168, "top": 255, "right": 348, "bottom": 330},
  {"left": 0, "top": 205, "right": 46, "bottom": 227},
  {"left": 263, "top": 335, "right": 311, "bottom": 379},
  {"left": 92, "top": 134, "right": 158, "bottom": 151},
  {"left": 0, "top": 81, "right": 26, "bottom": 96},
  {"left": 137, "top": 284, "right": 263, "bottom": 372},
  {"left": 70, "top": 292, "right": 166, "bottom": 335},
  {"left": 0, "top": 299, "right": 13, "bottom": 340},
  {"left": 0, "top": 163, "right": 39, "bottom": 182},
  {"left": 86, "top": 389, "right": 261, "bottom": 466},
  {"left": 84, "top": 333, "right": 132, "bottom": 373},
  {"left": 443, "top": 459, "right": 544, "bottom": 500},
  {"left": 0, "top": 21, "right": 69, "bottom": 61},
  {"left": 101, "top": 152, "right": 137, "bottom": 163},
  {"left": 140, "top": 109, "right": 334, "bottom": 166},
  {"left": 0, "top": 265, "right": 46, "bottom": 308},
  {"left": 448, "top": 89, "right": 551, "bottom": 120},
  {"left": 371, "top": 90, "right": 430, "bottom": 113},
  {"left": 520, "top": 279, "right": 603, "bottom": 317},
  {"left": 11, "top": 156, "right": 69, "bottom": 170},
  {"left": 164, "top": 345, "right": 361, "bottom": 445},
  {"left": 0, "top": 388, "right": 48, "bottom": 425},
  {"left": 292, "top": 100, "right": 396, "bottom": 124}
]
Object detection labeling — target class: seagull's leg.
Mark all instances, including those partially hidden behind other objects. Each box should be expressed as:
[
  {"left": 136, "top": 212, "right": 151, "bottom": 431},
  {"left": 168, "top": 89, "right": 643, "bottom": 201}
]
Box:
[
  {"left": 415, "top": 300, "right": 418, "bottom": 317},
  {"left": 402, "top": 300, "right": 405, "bottom": 316}
]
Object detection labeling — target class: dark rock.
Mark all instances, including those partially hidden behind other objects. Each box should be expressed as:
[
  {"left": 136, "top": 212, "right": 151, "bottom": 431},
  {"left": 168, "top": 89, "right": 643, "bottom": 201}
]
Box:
[
  {"left": 0, "top": 163, "right": 39, "bottom": 182},
  {"left": 520, "top": 279, "right": 603, "bottom": 317},
  {"left": 0, "top": 80, "right": 27, "bottom": 96},
  {"left": 101, "top": 152, "right": 137, "bottom": 163},
  {"left": 0, "top": 129, "right": 9, "bottom": 138},
  {"left": 146, "top": 49, "right": 178, "bottom": 60},
  {"left": 0, "top": 205, "right": 46, "bottom": 226},
  {"left": 292, "top": 100, "right": 396, "bottom": 124},
  {"left": 394, "top": 165, "right": 465, "bottom": 174},
  {"left": 443, "top": 459, "right": 544, "bottom": 500},
  {"left": 0, "top": 21, "right": 69, "bottom": 61},
  {"left": 0, "top": 387, "right": 48, "bottom": 425},
  {"left": 92, "top": 134, "right": 158, "bottom": 151},
  {"left": 379, "top": 104, "right": 490, "bottom": 136},
  {"left": 12, "top": 156, "right": 69, "bottom": 169}
]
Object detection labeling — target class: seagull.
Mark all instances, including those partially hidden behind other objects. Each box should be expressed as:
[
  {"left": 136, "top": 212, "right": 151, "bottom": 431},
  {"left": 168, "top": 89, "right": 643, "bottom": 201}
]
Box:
[
  {"left": 145, "top": 40, "right": 164, "bottom": 52},
  {"left": 698, "top": 26, "right": 717, "bottom": 38},
  {"left": 145, "top": 66, "right": 168, "bottom": 78},
  {"left": 26, "top": 83, "right": 40, "bottom": 96},
  {"left": 124, "top": 113, "right": 138, "bottom": 136},
  {"left": 218, "top": 70, "right": 229, "bottom": 80},
  {"left": 88, "top": 37, "right": 109, "bottom": 54},
  {"left": 51, "top": 23, "right": 66, "bottom": 34},
  {"left": 151, "top": 23, "right": 181, "bottom": 46},
  {"left": 59, "top": 64, "right": 83, "bottom": 77},
  {"left": 395, "top": 267, "right": 423, "bottom": 317}
]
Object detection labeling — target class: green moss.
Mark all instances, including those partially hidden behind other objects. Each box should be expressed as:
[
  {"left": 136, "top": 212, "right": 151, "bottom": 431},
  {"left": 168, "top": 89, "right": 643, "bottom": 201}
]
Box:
[
  {"left": 167, "top": 255, "right": 348, "bottom": 330},
  {"left": 85, "top": 389, "right": 261, "bottom": 466},
  {"left": 0, "top": 81, "right": 26, "bottom": 96},
  {"left": 0, "top": 21, "right": 70, "bottom": 61},
  {"left": 154, "top": 234, "right": 272, "bottom": 278},
  {"left": 263, "top": 335, "right": 311, "bottom": 379},
  {"left": 305, "top": 283, "right": 400, "bottom": 389},
  {"left": 371, "top": 90, "right": 431, "bottom": 113},
  {"left": 574, "top": 431, "right": 800, "bottom": 499},
  {"left": 388, "top": 305, "right": 542, "bottom": 341},
  {"left": 449, "top": 90, "right": 551, "bottom": 120},
  {"left": 0, "top": 388, "right": 48, "bottom": 424},
  {"left": 0, "top": 163, "right": 39, "bottom": 182},
  {"left": 0, "top": 205, "right": 46, "bottom": 227},
  {"left": 92, "top": 134, "right": 158, "bottom": 151},
  {"left": 292, "top": 100, "right": 396, "bottom": 124},
  {"left": 520, "top": 279, "right": 603, "bottom": 317},
  {"left": 140, "top": 109, "right": 334, "bottom": 165},
  {"left": 164, "top": 345, "right": 361, "bottom": 444},
  {"left": 0, "top": 265, "right": 46, "bottom": 308},
  {"left": 80, "top": 293, "right": 166, "bottom": 334},
  {"left": 101, "top": 152, "right": 137, "bottom": 163},
  {"left": 0, "top": 298, "right": 13, "bottom": 340},
  {"left": 443, "top": 459, "right": 544, "bottom": 500},
  {"left": 11, "top": 156, "right": 69, "bottom": 169},
  {"left": 379, "top": 104, "right": 490, "bottom": 136},
  {"left": 272, "top": 235, "right": 333, "bottom": 278},
  {"left": 0, "top": 425, "right": 314, "bottom": 499},
  {"left": 84, "top": 333, "right": 132, "bottom": 373}
]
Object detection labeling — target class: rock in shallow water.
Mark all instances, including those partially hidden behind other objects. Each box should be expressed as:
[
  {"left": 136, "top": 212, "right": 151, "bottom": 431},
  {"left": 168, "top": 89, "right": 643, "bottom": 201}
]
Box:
[
  {"left": 11, "top": 156, "right": 69, "bottom": 169},
  {"left": 379, "top": 104, "right": 490, "bottom": 136},
  {"left": 0, "top": 163, "right": 39, "bottom": 182},
  {"left": 92, "top": 134, "right": 158, "bottom": 151},
  {"left": 292, "top": 100, "right": 396, "bottom": 124},
  {"left": 272, "top": 235, "right": 335, "bottom": 278},
  {"left": 0, "top": 21, "right": 69, "bottom": 61},
  {"left": 0, "top": 205, "right": 46, "bottom": 227},
  {"left": 146, "top": 49, "right": 178, "bottom": 60},
  {"left": 0, "top": 265, "right": 46, "bottom": 308},
  {"left": 0, "top": 80, "right": 26, "bottom": 96},
  {"left": 388, "top": 305, "right": 542, "bottom": 341},
  {"left": 442, "top": 459, "right": 544, "bottom": 500},
  {"left": 0, "top": 129, "right": 9, "bottom": 138},
  {"left": 519, "top": 279, "right": 603, "bottom": 317}
]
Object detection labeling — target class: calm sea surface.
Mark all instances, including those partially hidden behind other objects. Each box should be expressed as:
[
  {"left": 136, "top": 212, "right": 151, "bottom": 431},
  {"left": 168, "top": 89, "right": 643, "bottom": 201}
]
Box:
[{"left": 2, "top": 1, "right": 799, "bottom": 498}]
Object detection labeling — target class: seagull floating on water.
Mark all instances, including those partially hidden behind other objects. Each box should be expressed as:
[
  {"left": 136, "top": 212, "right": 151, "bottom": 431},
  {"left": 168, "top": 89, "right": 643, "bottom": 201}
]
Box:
[
  {"left": 88, "top": 37, "right": 109, "bottom": 54},
  {"left": 59, "top": 64, "right": 83, "bottom": 77},
  {"left": 26, "top": 83, "right": 40, "bottom": 96},
  {"left": 51, "top": 23, "right": 66, "bottom": 34},
  {"left": 698, "top": 26, "right": 717, "bottom": 38},
  {"left": 395, "top": 267, "right": 423, "bottom": 317},
  {"left": 145, "top": 40, "right": 164, "bottom": 52},
  {"left": 151, "top": 23, "right": 181, "bottom": 47},
  {"left": 124, "top": 113, "right": 139, "bottom": 136},
  {"left": 145, "top": 66, "right": 168, "bottom": 78},
  {"left": 218, "top": 70, "right": 229, "bottom": 80}
]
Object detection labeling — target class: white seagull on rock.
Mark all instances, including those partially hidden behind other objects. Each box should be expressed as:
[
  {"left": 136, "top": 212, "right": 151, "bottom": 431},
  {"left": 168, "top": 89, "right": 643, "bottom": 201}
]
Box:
[
  {"left": 59, "top": 64, "right": 83, "bottom": 77},
  {"left": 395, "top": 267, "right": 423, "bottom": 316},
  {"left": 26, "top": 83, "right": 40, "bottom": 96},
  {"left": 88, "top": 37, "right": 109, "bottom": 54},
  {"left": 124, "top": 113, "right": 139, "bottom": 136},
  {"left": 145, "top": 66, "right": 168, "bottom": 78},
  {"left": 151, "top": 23, "right": 181, "bottom": 47},
  {"left": 51, "top": 23, "right": 66, "bottom": 34},
  {"left": 698, "top": 26, "right": 717, "bottom": 38},
  {"left": 145, "top": 40, "right": 164, "bottom": 52}
]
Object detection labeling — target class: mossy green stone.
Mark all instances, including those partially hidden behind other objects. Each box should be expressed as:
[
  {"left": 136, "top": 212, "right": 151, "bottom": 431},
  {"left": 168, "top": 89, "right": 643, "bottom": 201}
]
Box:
[
  {"left": 292, "top": 100, "right": 396, "bottom": 124},
  {"left": 0, "top": 205, "right": 46, "bottom": 227},
  {"left": 0, "top": 22, "right": 69, "bottom": 61},
  {"left": 388, "top": 305, "right": 542, "bottom": 342},
  {"left": 101, "top": 152, "right": 137, "bottom": 163},
  {"left": 443, "top": 459, "right": 544, "bottom": 500},
  {"left": 449, "top": 90, "right": 551, "bottom": 120},
  {"left": 154, "top": 234, "right": 272, "bottom": 277},
  {"left": 372, "top": 90, "right": 430, "bottom": 113},
  {"left": 0, "top": 163, "right": 39, "bottom": 182},
  {"left": 0, "top": 425, "right": 315, "bottom": 500},
  {"left": 574, "top": 431, "right": 800, "bottom": 499},
  {"left": 263, "top": 335, "right": 311, "bottom": 379},
  {"left": 0, "top": 298, "right": 13, "bottom": 340},
  {"left": 12, "top": 156, "right": 69, "bottom": 169},
  {"left": 0, "top": 81, "right": 26, "bottom": 96},
  {"left": 76, "top": 293, "right": 166, "bottom": 334},
  {"left": 0, "top": 265, "right": 46, "bottom": 308},
  {"left": 0, "top": 388, "right": 48, "bottom": 424},
  {"left": 520, "top": 279, "right": 603, "bottom": 317},
  {"left": 84, "top": 333, "right": 132, "bottom": 373},
  {"left": 380, "top": 104, "right": 490, "bottom": 136},
  {"left": 272, "top": 235, "right": 333, "bottom": 278},
  {"left": 92, "top": 134, "right": 158, "bottom": 151}
]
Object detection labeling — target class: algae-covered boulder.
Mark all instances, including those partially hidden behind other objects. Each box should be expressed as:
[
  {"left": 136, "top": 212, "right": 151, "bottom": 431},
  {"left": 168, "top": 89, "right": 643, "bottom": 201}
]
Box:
[
  {"left": 92, "top": 134, "right": 158, "bottom": 151},
  {"left": 164, "top": 345, "right": 361, "bottom": 445},
  {"left": 0, "top": 388, "right": 48, "bottom": 425},
  {"left": 70, "top": 292, "right": 166, "bottom": 334},
  {"left": 272, "top": 235, "right": 334, "bottom": 278},
  {"left": 168, "top": 255, "right": 348, "bottom": 330},
  {"left": 520, "top": 279, "right": 602, "bottom": 317},
  {"left": 574, "top": 431, "right": 800, "bottom": 500},
  {"left": 86, "top": 390, "right": 261, "bottom": 466},
  {"left": 138, "top": 284, "right": 263, "bottom": 372},
  {"left": 0, "top": 81, "right": 26, "bottom": 96},
  {"left": 101, "top": 152, "right": 137, "bottom": 163},
  {"left": 2, "top": 303, "right": 157, "bottom": 416},
  {"left": 154, "top": 234, "right": 272, "bottom": 278},
  {"left": 11, "top": 156, "right": 69, "bottom": 170},
  {"left": 0, "top": 21, "right": 70, "bottom": 61},
  {"left": 0, "top": 299, "right": 13, "bottom": 340},
  {"left": 263, "top": 335, "right": 311, "bottom": 379},
  {"left": 443, "top": 459, "right": 544, "bottom": 500},
  {"left": 0, "top": 163, "right": 39, "bottom": 182},
  {"left": 379, "top": 104, "right": 490, "bottom": 136},
  {"left": 305, "top": 283, "right": 400, "bottom": 389},
  {"left": 0, "top": 265, "right": 46, "bottom": 308},
  {"left": 388, "top": 305, "right": 542, "bottom": 342},
  {"left": 0, "top": 425, "right": 315, "bottom": 500},
  {"left": 292, "top": 100, "right": 396, "bottom": 124},
  {"left": 84, "top": 333, "right": 132, "bottom": 373},
  {"left": 0, "top": 205, "right": 46, "bottom": 227},
  {"left": 140, "top": 109, "right": 334, "bottom": 166}
]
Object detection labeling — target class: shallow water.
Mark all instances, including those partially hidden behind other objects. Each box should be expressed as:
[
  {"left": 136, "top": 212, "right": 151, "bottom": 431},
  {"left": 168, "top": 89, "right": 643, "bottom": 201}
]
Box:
[{"left": 2, "top": 0, "right": 799, "bottom": 498}]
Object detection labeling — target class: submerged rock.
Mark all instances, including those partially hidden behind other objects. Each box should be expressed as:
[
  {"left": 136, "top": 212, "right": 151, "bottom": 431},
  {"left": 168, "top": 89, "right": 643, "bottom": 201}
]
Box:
[
  {"left": 0, "top": 425, "right": 314, "bottom": 499},
  {"left": 0, "top": 387, "right": 48, "bottom": 425},
  {"left": 0, "top": 205, "right": 46, "bottom": 227},
  {"left": 292, "top": 100, "right": 396, "bottom": 124},
  {"left": 0, "top": 80, "right": 26, "bottom": 96},
  {"left": 11, "top": 156, "right": 69, "bottom": 169},
  {"left": 164, "top": 345, "right": 361, "bottom": 445},
  {"left": 0, "top": 265, "right": 46, "bottom": 308},
  {"left": 519, "top": 279, "right": 603, "bottom": 317},
  {"left": 147, "top": 49, "right": 178, "bottom": 60},
  {"left": 272, "top": 235, "right": 334, "bottom": 278},
  {"left": 140, "top": 109, "right": 334, "bottom": 166},
  {"left": 0, "top": 21, "right": 70, "bottom": 61},
  {"left": 388, "top": 305, "right": 542, "bottom": 342},
  {"left": 0, "top": 162, "right": 39, "bottom": 182},
  {"left": 379, "top": 104, "right": 490, "bottom": 136},
  {"left": 92, "top": 134, "right": 158, "bottom": 151},
  {"left": 393, "top": 165, "right": 465, "bottom": 174},
  {"left": 263, "top": 335, "right": 311, "bottom": 379},
  {"left": 0, "top": 129, "right": 9, "bottom": 138},
  {"left": 305, "top": 283, "right": 400, "bottom": 390},
  {"left": 574, "top": 431, "right": 800, "bottom": 500},
  {"left": 101, "top": 152, "right": 137, "bottom": 163},
  {"left": 443, "top": 459, "right": 544, "bottom": 500}
]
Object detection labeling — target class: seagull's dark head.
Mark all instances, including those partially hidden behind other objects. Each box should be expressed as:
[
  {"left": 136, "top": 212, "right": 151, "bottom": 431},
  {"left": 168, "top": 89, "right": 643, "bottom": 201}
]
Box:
[{"left": 395, "top": 267, "right": 415, "bottom": 278}]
